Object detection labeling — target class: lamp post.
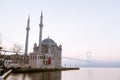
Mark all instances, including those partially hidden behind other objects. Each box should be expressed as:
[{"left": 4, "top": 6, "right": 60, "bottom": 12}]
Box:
[
  {"left": 0, "top": 46, "right": 2, "bottom": 62},
  {"left": 0, "top": 46, "right": 2, "bottom": 55}
]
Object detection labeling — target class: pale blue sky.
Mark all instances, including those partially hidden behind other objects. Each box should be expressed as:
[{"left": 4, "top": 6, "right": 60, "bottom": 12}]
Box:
[{"left": 0, "top": 0, "right": 120, "bottom": 61}]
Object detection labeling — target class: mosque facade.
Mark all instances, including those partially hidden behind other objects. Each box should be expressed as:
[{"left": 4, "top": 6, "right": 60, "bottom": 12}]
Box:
[{"left": 29, "top": 37, "right": 62, "bottom": 68}]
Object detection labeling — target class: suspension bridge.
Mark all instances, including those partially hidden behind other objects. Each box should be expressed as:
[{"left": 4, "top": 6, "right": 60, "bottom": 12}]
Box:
[{"left": 0, "top": 33, "right": 92, "bottom": 68}]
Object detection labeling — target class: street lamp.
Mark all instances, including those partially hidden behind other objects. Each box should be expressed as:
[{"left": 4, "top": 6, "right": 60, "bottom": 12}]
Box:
[
  {"left": 0, "top": 46, "right": 2, "bottom": 55},
  {"left": 0, "top": 46, "right": 2, "bottom": 66}
]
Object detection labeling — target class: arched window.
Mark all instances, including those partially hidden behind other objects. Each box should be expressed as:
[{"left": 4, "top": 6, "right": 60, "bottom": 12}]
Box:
[
  {"left": 33, "top": 55, "right": 34, "bottom": 59},
  {"left": 31, "top": 56, "right": 32, "bottom": 59},
  {"left": 35, "top": 56, "right": 37, "bottom": 59}
]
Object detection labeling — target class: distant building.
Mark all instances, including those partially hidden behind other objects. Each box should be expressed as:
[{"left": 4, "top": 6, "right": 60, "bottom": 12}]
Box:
[{"left": 3, "top": 54, "right": 26, "bottom": 68}]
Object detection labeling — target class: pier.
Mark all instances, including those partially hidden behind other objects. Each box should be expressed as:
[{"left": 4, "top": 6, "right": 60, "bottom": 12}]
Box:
[{"left": 0, "top": 69, "right": 12, "bottom": 80}]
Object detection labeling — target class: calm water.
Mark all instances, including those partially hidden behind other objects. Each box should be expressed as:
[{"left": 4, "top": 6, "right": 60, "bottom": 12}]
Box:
[{"left": 5, "top": 68, "right": 120, "bottom": 80}]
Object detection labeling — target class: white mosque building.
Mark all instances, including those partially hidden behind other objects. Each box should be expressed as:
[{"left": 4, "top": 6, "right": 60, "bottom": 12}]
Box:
[
  {"left": 3, "top": 12, "right": 62, "bottom": 69},
  {"left": 28, "top": 12, "right": 62, "bottom": 68}
]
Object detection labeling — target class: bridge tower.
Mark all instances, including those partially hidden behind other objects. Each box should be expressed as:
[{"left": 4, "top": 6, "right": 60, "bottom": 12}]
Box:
[{"left": 87, "top": 51, "right": 91, "bottom": 67}]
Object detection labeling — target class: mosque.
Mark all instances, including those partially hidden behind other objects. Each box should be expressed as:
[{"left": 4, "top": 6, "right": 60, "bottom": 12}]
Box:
[
  {"left": 3, "top": 12, "right": 62, "bottom": 69},
  {"left": 26, "top": 12, "right": 62, "bottom": 68}
]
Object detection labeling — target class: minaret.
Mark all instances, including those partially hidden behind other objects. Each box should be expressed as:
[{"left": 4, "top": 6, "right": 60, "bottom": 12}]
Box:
[
  {"left": 25, "top": 16, "right": 30, "bottom": 56},
  {"left": 39, "top": 12, "right": 43, "bottom": 53}
]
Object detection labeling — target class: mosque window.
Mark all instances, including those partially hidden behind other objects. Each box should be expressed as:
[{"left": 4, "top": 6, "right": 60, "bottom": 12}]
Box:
[
  {"left": 44, "top": 56, "right": 45, "bottom": 59},
  {"left": 40, "top": 56, "right": 43, "bottom": 59},
  {"left": 31, "top": 56, "right": 32, "bottom": 59},
  {"left": 38, "top": 56, "right": 40, "bottom": 59},
  {"left": 45, "top": 50, "right": 47, "bottom": 53},
  {"left": 33, "top": 56, "right": 34, "bottom": 59},
  {"left": 57, "top": 53, "right": 59, "bottom": 57},
  {"left": 30, "top": 56, "right": 32, "bottom": 59},
  {"left": 46, "top": 61, "right": 48, "bottom": 65},
  {"left": 40, "top": 56, "right": 41, "bottom": 59}
]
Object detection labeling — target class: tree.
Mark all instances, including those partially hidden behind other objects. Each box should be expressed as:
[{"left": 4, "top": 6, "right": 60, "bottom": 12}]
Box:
[{"left": 13, "top": 44, "right": 22, "bottom": 54}]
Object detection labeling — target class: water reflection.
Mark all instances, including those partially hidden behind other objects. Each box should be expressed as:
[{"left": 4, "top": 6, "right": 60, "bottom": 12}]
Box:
[
  {"left": 88, "top": 68, "right": 92, "bottom": 80},
  {"left": 5, "top": 71, "right": 61, "bottom": 80},
  {"left": 6, "top": 68, "right": 120, "bottom": 80}
]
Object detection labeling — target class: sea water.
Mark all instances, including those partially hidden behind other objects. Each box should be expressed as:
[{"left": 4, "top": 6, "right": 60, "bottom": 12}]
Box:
[{"left": 5, "top": 68, "right": 120, "bottom": 80}]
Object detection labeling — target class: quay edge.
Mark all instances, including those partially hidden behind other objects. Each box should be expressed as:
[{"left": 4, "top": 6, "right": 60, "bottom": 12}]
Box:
[{"left": 12, "top": 67, "right": 80, "bottom": 73}]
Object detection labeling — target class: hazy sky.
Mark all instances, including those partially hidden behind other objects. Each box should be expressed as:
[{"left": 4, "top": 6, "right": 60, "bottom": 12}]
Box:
[{"left": 0, "top": 0, "right": 120, "bottom": 61}]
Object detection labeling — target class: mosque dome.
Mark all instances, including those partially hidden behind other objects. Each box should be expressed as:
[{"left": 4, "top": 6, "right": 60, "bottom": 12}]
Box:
[{"left": 42, "top": 37, "right": 57, "bottom": 46}]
